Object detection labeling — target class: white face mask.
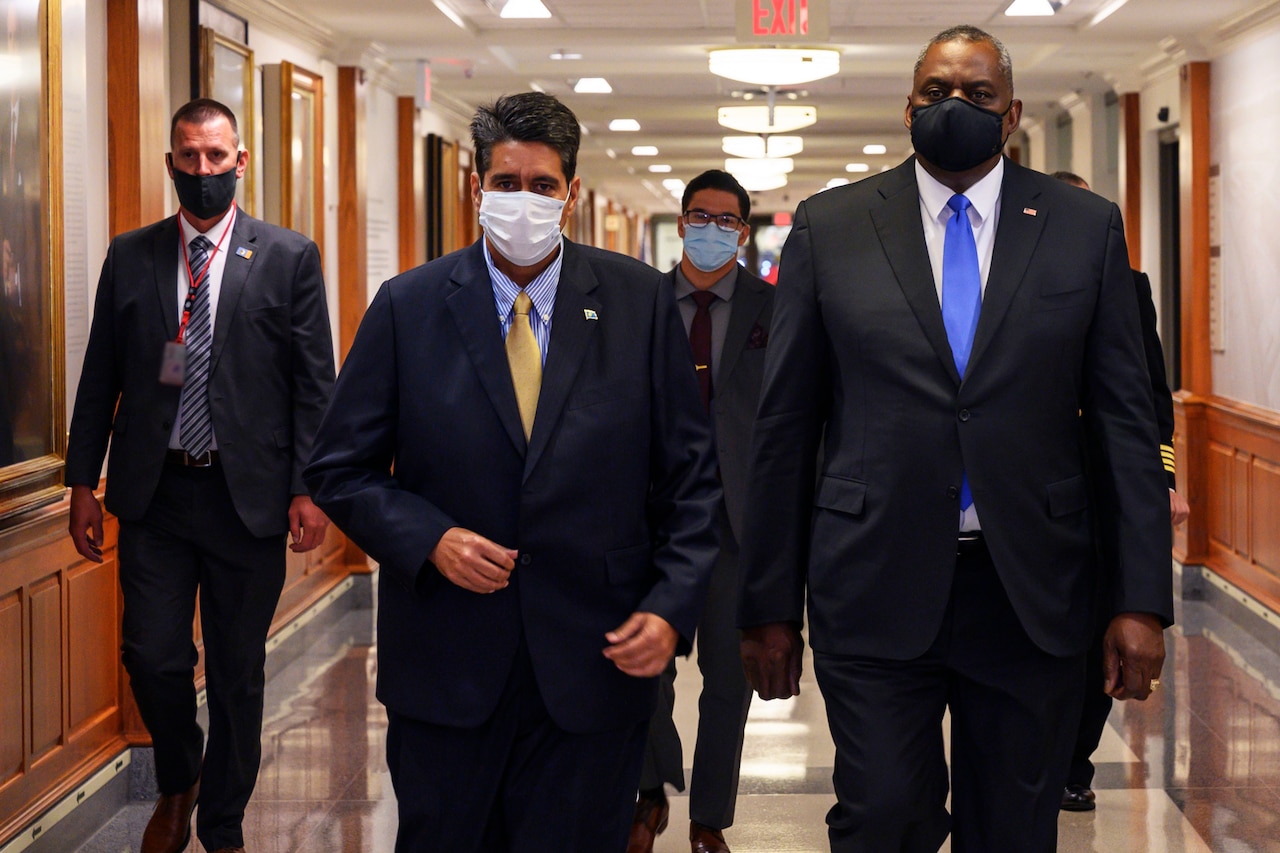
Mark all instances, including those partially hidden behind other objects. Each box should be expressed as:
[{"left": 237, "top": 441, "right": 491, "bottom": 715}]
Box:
[{"left": 478, "top": 190, "right": 567, "bottom": 266}]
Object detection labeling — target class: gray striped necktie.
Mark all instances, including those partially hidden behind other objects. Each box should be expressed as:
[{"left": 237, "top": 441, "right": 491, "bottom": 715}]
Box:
[{"left": 178, "top": 235, "right": 214, "bottom": 458}]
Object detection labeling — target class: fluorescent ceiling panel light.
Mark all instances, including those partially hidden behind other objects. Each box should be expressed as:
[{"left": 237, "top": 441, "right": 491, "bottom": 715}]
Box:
[
  {"left": 661, "top": 178, "right": 686, "bottom": 191},
  {"left": 648, "top": 164, "right": 673, "bottom": 173},
  {"left": 735, "top": 173, "right": 789, "bottom": 192},
  {"left": 500, "top": 0, "right": 551, "bottom": 18},
  {"left": 549, "top": 49, "right": 582, "bottom": 60},
  {"left": 721, "top": 135, "right": 804, "bottom": 159},
  {"left": 725, "top": 157, "right": 794, "bottom": 176},
  {"left": 1089, "top": 0, "right": 1128, "bottom": 25},
  {"left": 862, "top": 144, "right": 887, "bottom": 155},
  {"left": 608, "top": 119, "right": 641, "bottom": 131},
  {"left": 573, "top": 77, "right": 612, "bottom": 93},
  {"left": 709, "top": 48, "right": 840, "bottom": 86},
  {"left": 718, "top": 105, "right": 816, "bottom": 135},
  {"left": 631, "top": 145, "right": 659, "bottom": 156},
  {"left": 846, "top": 163, "right": 870, "bottom": 173},
  {"left": 1004, "top": 0, "right": 1055, "bottom": 14}
]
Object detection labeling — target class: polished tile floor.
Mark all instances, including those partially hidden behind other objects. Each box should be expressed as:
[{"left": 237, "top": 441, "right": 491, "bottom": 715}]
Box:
[{"left": 77, "top": 565, "right": 1280, "bottom": 852}]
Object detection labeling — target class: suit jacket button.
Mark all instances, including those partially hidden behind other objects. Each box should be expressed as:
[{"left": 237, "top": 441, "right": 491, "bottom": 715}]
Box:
[
  {"left": 519, "top": 554, "right": 532, "bottom": 566},
  {"left": 947, "top": 486, "right": 960, "bottom": 499},
  {"left": 958, "top": 409, "right": 971, "bottom": 422}
]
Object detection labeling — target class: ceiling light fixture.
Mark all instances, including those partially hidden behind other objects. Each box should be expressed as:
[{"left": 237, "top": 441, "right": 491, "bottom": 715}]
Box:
[
  {"left": 631, "top": 145, "right": 659, "bottom": 156},
  {"left": 718, "top": 105, "right": 816, "bottom": 134},
  {"left": 549, "top": 49, "right": 582, "bottom": 60},
  {"left": 573, "top": 77, "right": 612, "bottom": 93},
  {"left": 499, "top": 0, "right": 551, "bottom": 18},
  {"left": 725, "top": 157, "right": 794, "bottom": 177},
  {"left": 722, "top": 135, "right": 804, "bottom": 159},
  {"left": 1088, "top": 0, "right": 1128, "bottom": 25},
  {"left": 862, "top": 144, "right": 887, "bottom": 155},
  {"left": 709, "top": 48, "right": 840, "bottom": 87},
  {"left": 826, "top": 178, "right": 851, "bottom": 189},
  {"left": 649, "top": 164, "right": 673, "bottom": 173},
  {"left": 735, "top": 173, "right": 788, "bottom": 192},
  {"left": 846, "top": 163, "right": 870, "bottom": 173},
  {"left": 608, "top": 119, "right": 641, "bottom": 131},
  {"left": 1004, "top": 0, "right": 1068, "bottom": 15}
]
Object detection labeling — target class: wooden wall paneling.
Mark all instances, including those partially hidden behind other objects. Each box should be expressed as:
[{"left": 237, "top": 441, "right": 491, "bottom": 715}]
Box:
[
  {"left": 67, "top": 560, "right": 119, "bottom": 734},
  {"left": 106, "top": 0, "right": 168, "bottom": 237},
  {"left": 27, "top": 575, "right": 63, "bottom": 762},
  {"left": 1179, "top": 62, "right": 1211, "bottom": 397},
  {"left": 1205, "top": 440, "right": 1233, "bottom": 551},
  {"left": 0, "top": 590, "right": 23, "bottom": 786},
  {"left": 337, "top": 67, "right": 367, "bottom": 364},
  {"left": 1255, "top": 457, "right": 1280, "bottom": 575},
  {"left": 1233, "top": 450, "right": 1250, "bottom": 559},
  {"left": 1119, "top": 91, "right": 1142, "bottom": 268},
  {"left": 397, "top": 97, "right": 419, "bottom": 273},
  {"left": 1173, "top": 392, "right": 1209, "bottom": 562}
]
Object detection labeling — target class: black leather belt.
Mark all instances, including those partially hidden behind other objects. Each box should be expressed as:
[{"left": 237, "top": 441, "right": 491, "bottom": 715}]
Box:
[
  {"left": 165, "top": 449, "right": 219, "bottom": 467},
  {"left": 957, "top": 530, "right": 985, "bottom": 555}
]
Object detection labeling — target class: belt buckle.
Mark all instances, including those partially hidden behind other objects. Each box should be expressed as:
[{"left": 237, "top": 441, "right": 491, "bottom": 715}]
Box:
[{"left": 188, "top": 451, "right": 212, "bottom": 467}]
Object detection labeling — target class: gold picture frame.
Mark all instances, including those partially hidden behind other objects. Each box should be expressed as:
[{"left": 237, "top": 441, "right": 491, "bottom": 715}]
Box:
[
  {"left": 262, "top": 61, "right": 323, "bottom": 245},
  {"left": 0, "top": 0, "right": 66, "bottom": 524},
  {"left": 198, "top": 26, "right": 255, "bottom": 216}
]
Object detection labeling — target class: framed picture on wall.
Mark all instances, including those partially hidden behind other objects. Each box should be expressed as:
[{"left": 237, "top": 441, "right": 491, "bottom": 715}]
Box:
[
  {"left": 0, "top": 0, "right": 66, "bottom": 523},
  {"left": 262, "top": 61, "right": 323, "bottom": 245},
  {"left": 198, "top": 26, "right": 255, "bottom": 215}
]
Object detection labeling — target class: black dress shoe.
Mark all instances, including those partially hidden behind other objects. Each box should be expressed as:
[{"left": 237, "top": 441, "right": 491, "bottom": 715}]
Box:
[
  {"left": 626, "top": 791, "right": 669, "bottom": 853},
  {"left": 1061, "top": 783, "right": 1097, "bottom": 811}
]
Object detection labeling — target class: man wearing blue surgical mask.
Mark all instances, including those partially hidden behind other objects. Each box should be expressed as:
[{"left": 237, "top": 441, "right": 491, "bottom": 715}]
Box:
[
  {"left": 305, "top": 92, "right": 720, "bottom": 852},
  {"left": 629, "top": 170, "right": 772, "bottom": 853}
]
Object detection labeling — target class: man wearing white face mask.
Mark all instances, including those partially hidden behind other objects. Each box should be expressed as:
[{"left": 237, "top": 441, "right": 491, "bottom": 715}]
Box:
[
  {"left": 631, "top": 170, "right": 773, "bottom": 853},
  {"left": 305, "top": 92, "right": 721, "bottom": 852}
]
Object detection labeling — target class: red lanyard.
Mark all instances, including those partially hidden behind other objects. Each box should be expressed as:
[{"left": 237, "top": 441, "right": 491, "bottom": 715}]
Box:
[{"left": 175, "top": 205, "right": 236, "bottom": 344}]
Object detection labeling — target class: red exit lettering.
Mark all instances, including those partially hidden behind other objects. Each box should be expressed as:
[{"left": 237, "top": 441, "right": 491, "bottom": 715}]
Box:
[{"left": 753, "top": 0, "right": 808, "bottom": 36}]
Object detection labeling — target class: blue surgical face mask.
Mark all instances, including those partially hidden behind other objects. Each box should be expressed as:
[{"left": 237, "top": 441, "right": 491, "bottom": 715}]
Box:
[{"left": 683, "top": 225, "right": 741, "bottom": 272}]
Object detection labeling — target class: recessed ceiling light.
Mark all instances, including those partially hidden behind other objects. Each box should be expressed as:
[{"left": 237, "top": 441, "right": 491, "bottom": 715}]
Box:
[
  {"left": 632, "top": 146, "right": 659, "bottom": 156},
  {"left": 649, "top": 164, "right": 673, "bottom": 173},
  {"left": 574, "top": 77, "right": 612, "bottom": 94},
  {"left": 499, "top": 0, "right": 551, "bottom": 18},
  {"left": 826, "top": 178, "right": 851, "bottom": 188},
  {"left": 846, "top": 163, "right": 870, "bottom": 173},
  {"left": 549, "top": 49, "right": 582, "bottom": 60},
  {"left": 662, "top": 178, "right": 686, "bottom": 192},
  {"left": 862, "top": 144, "right": 887, "bottom": 155},
  {"left": 609, "top": 119, "right": 641, "bottom": 132}
]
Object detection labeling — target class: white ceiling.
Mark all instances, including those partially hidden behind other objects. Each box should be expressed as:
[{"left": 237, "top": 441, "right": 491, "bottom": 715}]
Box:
[{"left": 281, "top": 0, "right": 1264, "bottom": 215}]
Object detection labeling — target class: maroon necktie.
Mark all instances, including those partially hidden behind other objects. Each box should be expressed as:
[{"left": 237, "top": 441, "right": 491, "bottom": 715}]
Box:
[{"left": 689, "top": 290, "right": 717, "bottom": 411}]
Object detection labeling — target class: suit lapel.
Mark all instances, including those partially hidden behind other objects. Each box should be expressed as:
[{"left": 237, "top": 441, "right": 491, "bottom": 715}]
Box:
[
  {"left": 717, "top": 268, "right": 768, "bottom": 387},
  {"left": 210, "top": 212, "right": 257, "bottom": 372},
  {"left": 870, "top": 161, "right": 961, "bottom": 384},
  {"left": 524, "top": 242, "right": 600, "bottom": 480},
  {"left": 446, "top": 242, "right": 528, "bottom": 456},
  {"left": 152, "top": 217, "right": 182, "bottom": 341},
  {"left": 968, "top": 159, "right": 1045, "bottom": 376}
]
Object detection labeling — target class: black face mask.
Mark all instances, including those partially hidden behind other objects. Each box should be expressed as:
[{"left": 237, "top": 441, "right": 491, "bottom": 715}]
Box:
[
  {"left": 169, "top": 157, "right": 239, "bottom": 220},
  {"left": 910, "top": 97, "right": 1010, "bottom": 173}
]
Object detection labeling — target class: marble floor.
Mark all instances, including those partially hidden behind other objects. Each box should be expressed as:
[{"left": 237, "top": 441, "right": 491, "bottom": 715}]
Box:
[{"left": 75, "top": 565, "right": 1280, "bottom": 852}]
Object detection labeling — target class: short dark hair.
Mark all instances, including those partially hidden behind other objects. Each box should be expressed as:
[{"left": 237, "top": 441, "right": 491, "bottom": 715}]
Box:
[
  {"left": 915, "top": 25, "right": 1014, "bottom": 93},
  {"left": 681, "top": 170, "right": 751, "bottom": 221},
  {"left": 470, "top": 92, "right": 581, "bottom": 183},
  {"left": 1051, "top": 170, "right": 1089, "bottom": 189},
  {"left": 171, "top": 98, "right": 240, "bottom": 149}
]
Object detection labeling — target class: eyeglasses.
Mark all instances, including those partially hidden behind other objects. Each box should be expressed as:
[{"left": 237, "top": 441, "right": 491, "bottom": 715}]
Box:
[{"left": 683, "top": 209, "right": 746, "bottom": 232}]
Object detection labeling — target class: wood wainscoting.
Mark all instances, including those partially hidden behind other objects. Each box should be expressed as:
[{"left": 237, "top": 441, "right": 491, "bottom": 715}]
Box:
[
  {"left": 0, "top": 486, "right": 362, "bottom": 847},
  {"left": 1175, "top": 393, "right": 1280, "bottom": 612}
]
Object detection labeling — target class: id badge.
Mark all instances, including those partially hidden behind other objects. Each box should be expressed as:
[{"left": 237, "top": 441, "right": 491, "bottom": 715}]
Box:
[{"left": 159, "top": 341, "right": 187, "bottom": 386}]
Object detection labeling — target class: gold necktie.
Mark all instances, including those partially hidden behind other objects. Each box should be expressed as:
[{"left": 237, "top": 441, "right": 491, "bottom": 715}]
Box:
[{"left": 506, "top": 290, "right": 541, "bottom": 441}]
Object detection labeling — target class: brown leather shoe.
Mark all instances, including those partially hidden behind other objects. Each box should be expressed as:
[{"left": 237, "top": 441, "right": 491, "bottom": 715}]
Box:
[
  {"left": 626, "top": 791, "right": 669, "bottom": 853},
  {"left": 690, "top": 821, "right": 730, "bottom": 853},
  {"left": 140, "top": 776, "right": 200, "bottom": 853}
]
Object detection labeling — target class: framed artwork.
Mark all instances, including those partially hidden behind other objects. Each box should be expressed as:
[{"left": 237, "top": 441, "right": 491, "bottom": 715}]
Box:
[
  {"left": 0, "top": 0, "right": 65, "bottom": 523},
  {"left": 199, "top": 26, "right": 255, "bottom": 215},
  {"left": 262, "top": 61, "right": 323, "bottom": 245}
]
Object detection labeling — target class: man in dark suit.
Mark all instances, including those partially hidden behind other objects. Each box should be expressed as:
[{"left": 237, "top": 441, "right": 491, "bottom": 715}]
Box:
[
  {"left": 630, "top": 170, "right": 773, "bottom": 853},
  {"left": 737, "top": 26, "right": 1174, "bottom": 851},
  {"left": 66, "top": 99, "right": 335, "bottom": 853},
  {"left": 1050, "top": 170, "right": 1191, "bottom": 812},
  {"left": 303, "top": 92, "right": 720, "bottom": 852}
]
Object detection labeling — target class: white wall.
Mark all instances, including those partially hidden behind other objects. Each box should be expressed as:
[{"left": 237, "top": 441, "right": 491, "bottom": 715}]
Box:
[
  {"left": 366, "top": 84, "right": 399, "bottom": 302},
  {"left": 1210, "top": 21, "right": 1280, "bottom": 410}
]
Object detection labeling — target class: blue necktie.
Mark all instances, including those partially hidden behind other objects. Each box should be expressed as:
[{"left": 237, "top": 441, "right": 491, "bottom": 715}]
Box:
[
  {"left": 942, "top": 194, "right": 981, "bottom": 510},
  {"left": 178, "top": 236, "right": 214, "bottom": 458}
]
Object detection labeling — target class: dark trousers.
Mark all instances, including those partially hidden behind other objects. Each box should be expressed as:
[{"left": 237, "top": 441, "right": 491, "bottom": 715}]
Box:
[
  {"left": 1067, "top": 630, "right": 1113, "bottom": 787},
  {"left": 386, "top": 641, "right": 649, "bottom": 852},
  {"left": 640, "top": 510, "right": 752, "bottom": 829},
  {"left": 118, "top": 462, "right": 285, "bottom": 852},
  {"left": 813, "top": 539, "right": 1084, "bottom": 853}
]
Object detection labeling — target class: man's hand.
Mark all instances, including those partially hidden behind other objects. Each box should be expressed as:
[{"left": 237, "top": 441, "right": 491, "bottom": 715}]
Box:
[
  {"left": 288, "top": 496, "right": 330, "bottom": 553},
  {"left": 741, "top": 622, "right": 804, "bottom": 700},
  {"left": 429, "top": 527, "right": 517, "bottom": 594},
  {"left": 603, "top": 612, "right": 678, "bottom": 677},
  {"left": 1170, "top": 490, "right": 1190, "bottom": 526},
  {"left": 68, "top": 485, "right": 105, "bottom": 563},
  {"left": 1102, "top": 612, "right": 1165, "bottom": 700}
]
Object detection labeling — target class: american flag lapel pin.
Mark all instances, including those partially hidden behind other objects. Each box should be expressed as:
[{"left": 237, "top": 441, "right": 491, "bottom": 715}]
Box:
[
  {"left": 235, "top": 246, "right": 254, "bottom": 259},
  {"left": 583, "top": 308, "right": 598, "bottom": 320},
  {"left": 1023, "top": 207, "right": 1037, "bottom": 217}
]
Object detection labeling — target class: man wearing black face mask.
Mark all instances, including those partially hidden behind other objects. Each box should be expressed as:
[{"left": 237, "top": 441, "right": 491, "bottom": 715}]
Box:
[
  {"left": 66, "top": 98, "right": 335, "bottom": 853},
  {"left": 737, "top": 25, "right": 1172, "bottom": 851}
]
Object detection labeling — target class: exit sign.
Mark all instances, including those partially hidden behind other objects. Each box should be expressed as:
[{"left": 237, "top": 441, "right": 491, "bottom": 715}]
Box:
[{"left": 736, "top": 0, "right": 829, "bottom": 42}]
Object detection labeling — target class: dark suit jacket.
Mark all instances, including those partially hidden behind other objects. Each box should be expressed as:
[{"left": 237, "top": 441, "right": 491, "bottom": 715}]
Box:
[
  {"left": 66, "top": 212, "right": 335, "bottom": 538},
  {"left": 304, "top": 239, "right": 721, "bottom": 735},
  {"left": 1133, "top": 269, "right": 1177, "bottom": 487},
  {"left": 663, "top": 265, "right": 774, "bottom": 539},
  {"left": 738, "top": 157, "right": 1174, "bottom": 660}
]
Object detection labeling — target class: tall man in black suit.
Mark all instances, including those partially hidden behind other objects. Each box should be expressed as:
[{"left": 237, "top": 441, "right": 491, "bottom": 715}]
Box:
[
  {"left": 66, "top": 99, "right": 335, "bottom": 853},
  {"left": 630, "top": 170, "right": 773, "bottom": 853},
  {"left": 304, "top": 92, "right": 720, "bottom": 852},
  {"left": 737, "top": 27, "right": 1174, "bottom": 851},
  {"left": 1050, "top": 170, "right": 1191, "bottom": 812}
]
